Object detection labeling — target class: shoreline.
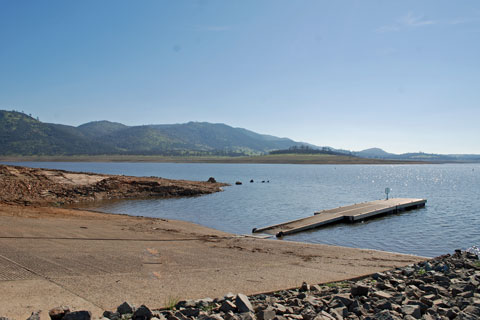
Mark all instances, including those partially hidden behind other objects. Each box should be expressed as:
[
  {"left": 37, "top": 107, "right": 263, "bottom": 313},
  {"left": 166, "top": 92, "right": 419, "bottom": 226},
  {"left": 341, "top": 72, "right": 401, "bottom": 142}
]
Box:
[
  {"left": 0, "top": 203, "right": 426, "bottom": 318},
  {"left": 0, "top": 154, "right": 440, "bottom": 165},
  {"left": 1, "top": 164, "right": 476, "bottom": 319},
  {"left": 2, "top": 204, "right": 478, "bottom": 320},
  {"left": 0, "top": 161, "right": 428, "bottom": 320}
]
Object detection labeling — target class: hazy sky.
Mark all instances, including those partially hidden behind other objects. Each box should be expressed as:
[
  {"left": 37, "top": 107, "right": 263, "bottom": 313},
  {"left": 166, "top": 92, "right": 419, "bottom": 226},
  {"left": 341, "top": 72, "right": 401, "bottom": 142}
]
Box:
[{"left": 1, "top": 1, "right": 479, "bottom": 154}]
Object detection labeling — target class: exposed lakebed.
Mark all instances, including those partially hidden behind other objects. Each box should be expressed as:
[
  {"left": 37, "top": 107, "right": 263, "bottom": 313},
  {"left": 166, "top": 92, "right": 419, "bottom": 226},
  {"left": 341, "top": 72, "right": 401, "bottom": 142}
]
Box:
[{"left": 4, "top": 161, "right": 480, "bottom": 257}]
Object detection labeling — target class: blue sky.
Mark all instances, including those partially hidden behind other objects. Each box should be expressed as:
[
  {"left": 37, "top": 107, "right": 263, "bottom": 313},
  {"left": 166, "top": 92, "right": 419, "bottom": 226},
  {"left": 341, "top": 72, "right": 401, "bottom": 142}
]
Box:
[{"left": 1, "top": 0, "right": 479, "bottom": 154}]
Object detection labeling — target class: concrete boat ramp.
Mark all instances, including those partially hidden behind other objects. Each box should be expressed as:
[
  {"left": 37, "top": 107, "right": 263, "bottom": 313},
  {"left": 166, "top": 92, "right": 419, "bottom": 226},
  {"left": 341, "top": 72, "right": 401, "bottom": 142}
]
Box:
[{"left": 253, "top": 198, "right": 426, "bottom": 237}]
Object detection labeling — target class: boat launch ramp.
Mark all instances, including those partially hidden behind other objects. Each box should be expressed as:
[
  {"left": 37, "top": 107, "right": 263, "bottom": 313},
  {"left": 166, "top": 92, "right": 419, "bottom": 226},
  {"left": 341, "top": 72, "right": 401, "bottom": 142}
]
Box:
[{"left": 253, "top": 198, "right": 426, "bottom": 237}]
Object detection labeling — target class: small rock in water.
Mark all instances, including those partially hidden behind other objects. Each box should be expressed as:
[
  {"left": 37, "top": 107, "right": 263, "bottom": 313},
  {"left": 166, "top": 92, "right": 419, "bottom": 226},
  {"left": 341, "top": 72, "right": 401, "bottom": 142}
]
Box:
[{"left": 235, "top": 181, "right": 242, "bottom": 185}]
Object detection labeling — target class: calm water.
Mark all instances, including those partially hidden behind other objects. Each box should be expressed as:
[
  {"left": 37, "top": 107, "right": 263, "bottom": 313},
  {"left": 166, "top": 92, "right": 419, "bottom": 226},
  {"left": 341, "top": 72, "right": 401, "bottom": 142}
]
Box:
[{"left": 5, "top": 161, "right": 480, "bottom": 257}]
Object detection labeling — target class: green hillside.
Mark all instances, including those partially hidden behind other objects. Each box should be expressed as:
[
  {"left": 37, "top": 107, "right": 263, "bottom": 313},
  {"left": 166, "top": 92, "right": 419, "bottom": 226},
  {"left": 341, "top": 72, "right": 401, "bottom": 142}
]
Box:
[
  {"left": 0, "top": 110, "right": 303, "bottom": 156},
  {"left": 77, "top": 120, "right": 128, "bottom": 138},
  {"left": 0, "top": 111, "right": 116, "bottom": 155}
]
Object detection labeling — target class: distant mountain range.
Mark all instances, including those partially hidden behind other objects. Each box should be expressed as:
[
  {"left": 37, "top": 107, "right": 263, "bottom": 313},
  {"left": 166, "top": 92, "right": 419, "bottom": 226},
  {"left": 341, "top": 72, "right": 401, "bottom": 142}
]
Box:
[
  {"left": 0, "top": 110, "right": 308, "bottom": 156},
  {"left": 1, "top": 110, "right": 478, "bottom": 162},
  {"left": 353, "top": 147, "right": 480, "bottom": 162}
]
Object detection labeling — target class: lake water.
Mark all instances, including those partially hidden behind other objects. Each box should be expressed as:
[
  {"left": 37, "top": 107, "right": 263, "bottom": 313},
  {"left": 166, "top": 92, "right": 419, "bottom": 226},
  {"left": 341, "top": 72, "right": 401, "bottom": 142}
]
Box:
[{"left": 5, "top": 161, "right": 480, "bottom": 257}]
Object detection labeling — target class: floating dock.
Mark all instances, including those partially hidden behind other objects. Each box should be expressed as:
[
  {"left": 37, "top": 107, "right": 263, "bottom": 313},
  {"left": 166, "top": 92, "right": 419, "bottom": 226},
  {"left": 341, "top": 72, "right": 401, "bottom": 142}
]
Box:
[{"left": 253, "top": 198, "right": 426, "bottom": 237}]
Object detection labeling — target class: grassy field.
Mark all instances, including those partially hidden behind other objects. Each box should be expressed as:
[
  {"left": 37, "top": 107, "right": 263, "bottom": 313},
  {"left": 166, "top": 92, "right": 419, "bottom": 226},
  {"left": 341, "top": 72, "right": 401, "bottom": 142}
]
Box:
[{"left": 0, "top": 154, "right": 428, "bottom": 164}]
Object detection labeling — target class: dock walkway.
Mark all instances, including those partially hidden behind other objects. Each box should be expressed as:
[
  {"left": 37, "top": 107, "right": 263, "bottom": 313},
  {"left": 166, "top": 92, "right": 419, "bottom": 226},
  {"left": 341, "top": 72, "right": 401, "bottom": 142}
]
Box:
[{"left": 253, "top": 198, "right": 426, "bottom": 237}]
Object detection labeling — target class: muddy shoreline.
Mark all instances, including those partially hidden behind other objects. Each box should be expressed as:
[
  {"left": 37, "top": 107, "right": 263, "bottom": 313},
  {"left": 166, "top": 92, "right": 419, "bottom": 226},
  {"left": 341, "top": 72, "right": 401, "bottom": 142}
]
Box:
[{"left": 0, "top": 164, "right": 227, "bottom": 206}]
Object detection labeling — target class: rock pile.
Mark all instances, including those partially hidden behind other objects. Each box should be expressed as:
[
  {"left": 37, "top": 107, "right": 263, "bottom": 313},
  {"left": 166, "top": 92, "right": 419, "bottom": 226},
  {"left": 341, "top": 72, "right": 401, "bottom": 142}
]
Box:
[
  {"left": 3, "top": 250, "right": 479, "bottom": 320},
  {"left": 163, "top": 250, "right": 479, "bottom": 319}
]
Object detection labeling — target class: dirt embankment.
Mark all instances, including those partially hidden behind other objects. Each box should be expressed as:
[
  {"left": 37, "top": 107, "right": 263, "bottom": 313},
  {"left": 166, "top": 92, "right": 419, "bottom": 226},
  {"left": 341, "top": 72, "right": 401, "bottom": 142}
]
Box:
[{"left": 0, "top": 164, "right": 227, "bottom": 206}]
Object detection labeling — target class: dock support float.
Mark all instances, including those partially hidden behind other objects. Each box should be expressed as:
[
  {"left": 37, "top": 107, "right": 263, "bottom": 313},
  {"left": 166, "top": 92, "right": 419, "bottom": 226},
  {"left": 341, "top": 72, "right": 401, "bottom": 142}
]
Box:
[{"left": 253, "top": 198, "right": 426, "bottom": 237}]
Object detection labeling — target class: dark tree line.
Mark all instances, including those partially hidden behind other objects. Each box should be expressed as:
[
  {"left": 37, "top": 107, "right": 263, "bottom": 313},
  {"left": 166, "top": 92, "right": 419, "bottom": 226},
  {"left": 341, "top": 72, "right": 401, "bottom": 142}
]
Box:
[{"left": 270, "top": 145, "right": 354, "bottom": 156}]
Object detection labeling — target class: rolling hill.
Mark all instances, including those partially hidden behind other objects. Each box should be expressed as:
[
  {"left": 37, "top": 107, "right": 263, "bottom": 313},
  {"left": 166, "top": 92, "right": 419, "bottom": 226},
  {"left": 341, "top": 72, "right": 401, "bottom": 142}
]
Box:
[
  {"left": 0, "top": 110, "right": 305, "bottom": 156},
  {"left": 354, "top": 148, "right": 480, "bottom": 162},
  {"left": 2, "top": 110, "right": 478, "bottom": 161}
]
